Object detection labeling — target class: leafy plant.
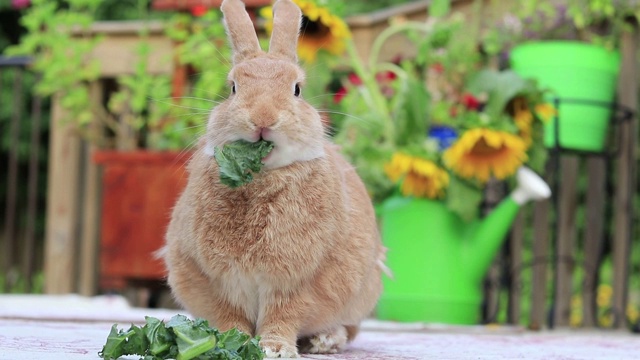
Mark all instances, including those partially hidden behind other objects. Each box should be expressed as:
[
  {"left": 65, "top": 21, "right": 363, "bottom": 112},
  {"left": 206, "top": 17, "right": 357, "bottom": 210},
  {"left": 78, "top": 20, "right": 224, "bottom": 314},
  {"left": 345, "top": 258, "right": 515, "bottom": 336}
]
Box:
[
  {"left": 333, "top": 0, "right": 551, "bottom": 220},
  {"left": 100, "top": 315, "right": 264, "bottom": 360},
  {"left": 6, "top": 0, "right": 230, "bottom": 150},
  {"left": 6, "top": 0, "right": 102, "bottom": 134},
  {"left": 157, "top": 9, "right": 231, "bottom": 150},
  {"left": 482, "top": 0, "right": 640, "bottom": 54},
  {"left": 214, "top": 140, "right": 275, "bottom": 188}
]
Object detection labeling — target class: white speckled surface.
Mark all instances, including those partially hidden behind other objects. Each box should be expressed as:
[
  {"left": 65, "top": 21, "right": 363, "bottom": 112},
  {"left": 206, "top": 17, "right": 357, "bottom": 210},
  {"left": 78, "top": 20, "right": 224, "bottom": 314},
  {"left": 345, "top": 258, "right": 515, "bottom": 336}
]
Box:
[{"left": 1, "top": 295, "right": 639, "bottom": 360}]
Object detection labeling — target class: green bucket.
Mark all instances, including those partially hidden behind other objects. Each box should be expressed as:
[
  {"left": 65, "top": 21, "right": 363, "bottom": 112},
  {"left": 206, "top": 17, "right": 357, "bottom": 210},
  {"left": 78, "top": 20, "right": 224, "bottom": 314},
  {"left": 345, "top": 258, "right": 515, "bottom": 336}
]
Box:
[
  {"left": 510, "top": 41, "right": 620, "bottom": 152},
  {"left": 377, "top": 197, "right": 484, "bottom": 325}
]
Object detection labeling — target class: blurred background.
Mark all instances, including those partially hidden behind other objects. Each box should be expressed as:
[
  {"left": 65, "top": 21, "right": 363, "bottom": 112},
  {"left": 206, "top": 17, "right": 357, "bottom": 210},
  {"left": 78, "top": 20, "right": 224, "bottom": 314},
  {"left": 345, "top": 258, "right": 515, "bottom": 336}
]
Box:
[{"left": 1, "top": 0, "right": 639, "bottom": 332}]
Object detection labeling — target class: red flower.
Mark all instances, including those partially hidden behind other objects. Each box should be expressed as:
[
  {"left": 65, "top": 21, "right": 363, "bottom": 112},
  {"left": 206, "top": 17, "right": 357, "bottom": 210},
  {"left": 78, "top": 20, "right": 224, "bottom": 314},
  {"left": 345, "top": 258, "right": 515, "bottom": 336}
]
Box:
[
  {"left": 334, "top": 87, "right": 348, "bottom": 104},
  {"left": 11, "top": 0, "right": 30, "bottom": 8},
  {"left": 431, "top": 63, "right": 445, "bottom": 74},
  {"left": 190, "top": 5, "right": 208, "bottom": 17},
  {"left": 347, "top": 73, "right": 362, "bottom": 86},
  {"left": 376, "top": 70, "right": 397, "bottom": 82},
  {"left": 461, "top": 93, "right": 481, "bottom": 110}
]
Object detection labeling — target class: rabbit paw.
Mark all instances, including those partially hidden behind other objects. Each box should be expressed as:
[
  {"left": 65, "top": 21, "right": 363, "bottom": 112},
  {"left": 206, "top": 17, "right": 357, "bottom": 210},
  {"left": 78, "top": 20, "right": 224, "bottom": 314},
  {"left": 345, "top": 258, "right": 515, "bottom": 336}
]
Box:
[
  {"left": 261, "top": 339, "right": 299, "bottom": 358},
  {"left": 304, "top": 326, "right": 348, "bottom": 354}
]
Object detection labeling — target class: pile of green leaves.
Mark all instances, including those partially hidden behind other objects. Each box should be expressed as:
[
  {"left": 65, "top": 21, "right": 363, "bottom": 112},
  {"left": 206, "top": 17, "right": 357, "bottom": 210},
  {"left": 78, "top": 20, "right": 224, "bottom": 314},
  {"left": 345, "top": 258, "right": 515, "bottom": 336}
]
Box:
[
  {"left": 99, "top": 315, "right": 264, "bottom": 360},
  {"left": 214, "top": 140, "right": 274, "bottom": 188}
]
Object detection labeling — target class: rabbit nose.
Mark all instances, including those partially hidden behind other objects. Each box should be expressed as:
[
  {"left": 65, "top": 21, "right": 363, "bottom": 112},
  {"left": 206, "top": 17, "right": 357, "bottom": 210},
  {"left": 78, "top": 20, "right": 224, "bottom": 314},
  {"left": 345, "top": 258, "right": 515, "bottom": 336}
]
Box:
[
  {"left": 252, "top": 117, "right": 277, "bottom": 128},
  {"left": 251, "top": 103, "right": 277, "bottom": 128}
]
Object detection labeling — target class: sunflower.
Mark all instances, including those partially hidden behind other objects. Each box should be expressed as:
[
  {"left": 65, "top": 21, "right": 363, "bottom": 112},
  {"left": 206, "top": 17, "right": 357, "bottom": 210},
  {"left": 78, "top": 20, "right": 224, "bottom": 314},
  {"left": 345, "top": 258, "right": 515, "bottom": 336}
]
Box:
[
  {"left": 261, "top": 0, "right": 350, "bottom": 62},
  {"left": 513, "top": 98, "right": 534, "bottom": 147},
  {"left": 443, "top": 128, "right": 528, "bottom": 183},
  {"left": 534, "top": 103, "right": 556, "bottom": 122},
  {"left": 384, "top": 153, "right": 449, "bottom": 199}
]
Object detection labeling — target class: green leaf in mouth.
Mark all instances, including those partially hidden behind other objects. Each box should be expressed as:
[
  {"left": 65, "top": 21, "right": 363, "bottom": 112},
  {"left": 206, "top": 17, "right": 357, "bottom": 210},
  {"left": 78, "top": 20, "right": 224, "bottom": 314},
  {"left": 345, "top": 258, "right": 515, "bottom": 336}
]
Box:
[{"left": 214, "top": 139, "right": 275, "bottom": 188}]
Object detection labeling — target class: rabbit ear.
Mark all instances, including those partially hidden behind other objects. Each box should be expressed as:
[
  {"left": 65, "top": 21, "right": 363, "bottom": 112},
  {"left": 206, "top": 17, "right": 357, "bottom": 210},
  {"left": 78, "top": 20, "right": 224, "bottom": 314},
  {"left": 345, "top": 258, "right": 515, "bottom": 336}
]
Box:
[
  {"left": 268, "top": 0, "right": 302, "bottom": 62},
  {"left": 221, "top": 0, "right": 261, "bottom": 64}
]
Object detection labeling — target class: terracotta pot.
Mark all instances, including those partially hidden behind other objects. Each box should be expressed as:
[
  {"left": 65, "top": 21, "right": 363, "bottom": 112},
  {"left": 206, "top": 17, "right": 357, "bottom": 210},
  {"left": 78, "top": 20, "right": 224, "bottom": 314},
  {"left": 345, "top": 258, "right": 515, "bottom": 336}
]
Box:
[
  {"left": 93, "top": 151, "right": 192, "bottom": 290},
  {"left": 151, "top": 0, "right": 272, "bottom": 10}
]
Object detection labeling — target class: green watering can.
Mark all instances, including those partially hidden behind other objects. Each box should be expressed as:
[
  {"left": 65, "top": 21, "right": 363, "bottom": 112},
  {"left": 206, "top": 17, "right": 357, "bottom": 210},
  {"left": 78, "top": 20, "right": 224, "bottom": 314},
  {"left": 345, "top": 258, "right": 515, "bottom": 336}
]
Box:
[{"left": 377, "top": 167, "right": 551, "bottom": 324}]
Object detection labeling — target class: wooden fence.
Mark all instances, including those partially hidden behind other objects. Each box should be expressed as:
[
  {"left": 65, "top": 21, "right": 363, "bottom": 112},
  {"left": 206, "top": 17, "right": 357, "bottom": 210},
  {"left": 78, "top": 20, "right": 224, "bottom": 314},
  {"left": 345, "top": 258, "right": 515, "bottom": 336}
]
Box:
[
  {"left": 483, "top": 28, "right": 639, "bottom": 329},
  {"left": 0, "top": 56, "right": 47, "bottom": 293}
]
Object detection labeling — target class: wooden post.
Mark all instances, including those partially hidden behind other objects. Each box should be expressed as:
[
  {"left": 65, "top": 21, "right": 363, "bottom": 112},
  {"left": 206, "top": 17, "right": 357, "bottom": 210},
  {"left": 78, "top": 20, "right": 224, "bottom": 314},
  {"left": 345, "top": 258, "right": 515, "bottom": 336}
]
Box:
[
  {"left": 43, "top": 95, "right": 82, "bottom": 294},
  {"left": 612, "top": 24, "right": 638, "bottom": 329},
  {"left": 77, "top": 81, "right": 103, "bottom": 296},
  {"left": 530, "top": 160, "right": 553, "bottom": 330},
  {"left": 553, "top": 155, "right": 580, "bottom": 327},
  {"left": 582, "top": 157, "right": 607, "bottom": 327},
  {"left": 531, "top": 197, "right": 550, "bottom": 329},
  {"left": 508, "top": 210, "right": 525, "bottom": 324},
  {"left": 482, "top": 179, "right": 507, "bottom": 322}
]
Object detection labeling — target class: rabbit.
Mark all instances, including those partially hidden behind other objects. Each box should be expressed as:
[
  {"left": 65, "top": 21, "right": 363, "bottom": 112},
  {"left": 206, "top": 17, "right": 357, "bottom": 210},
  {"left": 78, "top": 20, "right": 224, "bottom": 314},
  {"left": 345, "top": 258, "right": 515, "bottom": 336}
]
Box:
[{"left": 162, "top": 0, "right": 387, "bottom": 357}]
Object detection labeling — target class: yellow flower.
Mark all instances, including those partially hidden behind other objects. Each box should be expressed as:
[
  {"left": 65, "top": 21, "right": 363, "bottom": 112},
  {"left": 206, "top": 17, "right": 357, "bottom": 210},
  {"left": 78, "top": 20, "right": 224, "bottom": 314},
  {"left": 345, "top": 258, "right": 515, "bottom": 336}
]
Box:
[
  {"left": 384, "top": 153, "right": 413, "bottom": 182},
  {"left": 443, "top": 128, "right": 528, "bottom": 183},
  {"left": 535, "top": 103, "right": 557, "bottom": 122},
  {"left": 570, "top": 294, "right": 583, "bottom": 327},
  {"left": 514, "top": 109, "right": 533, "bottom": 147},
  {"left": 627, "top": 304, "right": 639, "bottom": 324},
  {"left": 384, "top": 153, "right": 449, "bottom": 199},
  {"left": 627, "top": 304, "right": 640, "bottom": 324},
  {"left": 597, "top": 284, "right": 613, "bottom": 307},
  {"left": 261, "top": 0, "right": 351, "bottom": 62},
  {"left": 512, "top": 97, "right": 534, "bottom": 147},
  {"left": 599, "top": 313, "right": 614, "bottom": 328}
]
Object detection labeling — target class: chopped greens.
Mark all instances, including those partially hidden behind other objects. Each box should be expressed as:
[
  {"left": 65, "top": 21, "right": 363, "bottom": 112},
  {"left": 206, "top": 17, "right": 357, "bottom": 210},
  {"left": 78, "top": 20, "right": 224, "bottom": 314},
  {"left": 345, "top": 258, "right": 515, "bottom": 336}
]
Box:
[
  {"left": 99, "top": 315, "right": 264, "bottom": 360},
  {"left": 214, "top": 139, "right": 274, "bottom": 188}
]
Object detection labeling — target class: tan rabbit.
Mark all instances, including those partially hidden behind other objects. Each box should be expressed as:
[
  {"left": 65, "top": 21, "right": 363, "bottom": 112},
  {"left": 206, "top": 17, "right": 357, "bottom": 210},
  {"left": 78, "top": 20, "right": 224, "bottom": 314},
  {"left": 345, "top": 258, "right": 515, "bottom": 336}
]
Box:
[{"left": 162, "top": 0, "right": 386, "bottom": 357}]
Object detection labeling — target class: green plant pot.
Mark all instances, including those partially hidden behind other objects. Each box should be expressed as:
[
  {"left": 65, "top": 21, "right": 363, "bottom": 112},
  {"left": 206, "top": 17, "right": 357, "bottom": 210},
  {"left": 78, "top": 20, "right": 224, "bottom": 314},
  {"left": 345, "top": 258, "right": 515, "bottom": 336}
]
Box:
[
  {"left": 510, "top": 41, "right": 620, "bottom": 152},
  {"left": 377, "top": 197, "right": 483, "bottom": 324}
]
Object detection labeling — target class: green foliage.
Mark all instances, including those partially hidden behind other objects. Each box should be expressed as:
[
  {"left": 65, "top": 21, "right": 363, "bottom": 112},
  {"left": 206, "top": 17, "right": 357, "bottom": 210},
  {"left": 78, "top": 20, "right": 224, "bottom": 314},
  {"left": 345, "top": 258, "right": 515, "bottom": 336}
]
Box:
[
  {"left": 445, "top": 175, "right": 483, "bottom": 222},
  {"left": 332, "top": 0, "right": 418, "bottom": 17},
  {"left": 429, "top": 0, "right": 451, "bottom": 18},
  {"left": 278, "top": 0, "right": 400, "bottom": 18},
  {"left": 100, "top": 315, "right": 264, "bottom": 360},
  {"left": 566, "top": 0, "right": 639, "bottom": 49},
  {"left": 94, "top": 0, "right": 173, "bottom": 21},
  {"left": 482, "top": 0, "right": 640, "bottom": 53},
  {"left": 0, "top": 272, "right": 45, "bottom": 294},
  {"left": 155, "top": 10, "right": 231, "bottom": 150},
  {"left": 7, "top": 0, "right": 102, "bottom": 130},
  {"left": 6, "top": 0, "right": 230, "bottom": 150},
  {"left": 0, "top": 69, "right": 49, "bottom": 160},
  {"left": 214, "top": 140, "right": 275, "bottom": 188},
  {"left": 333, "top": 4, "right": 548, "bottom": 219}
]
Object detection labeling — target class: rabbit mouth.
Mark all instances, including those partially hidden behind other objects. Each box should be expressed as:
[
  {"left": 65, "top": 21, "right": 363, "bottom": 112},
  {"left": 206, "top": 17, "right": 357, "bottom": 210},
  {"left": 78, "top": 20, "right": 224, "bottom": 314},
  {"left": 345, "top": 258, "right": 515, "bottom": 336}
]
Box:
[{"left": 261, "top": 149, "right": 274, "bottom": 163}]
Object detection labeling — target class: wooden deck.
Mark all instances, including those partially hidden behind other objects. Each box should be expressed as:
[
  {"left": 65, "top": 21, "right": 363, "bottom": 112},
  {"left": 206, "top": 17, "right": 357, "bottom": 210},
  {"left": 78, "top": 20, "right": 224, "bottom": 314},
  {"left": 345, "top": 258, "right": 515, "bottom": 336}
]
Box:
[{"left": 1, "top": 295, "right": 639, "bottom": 360}]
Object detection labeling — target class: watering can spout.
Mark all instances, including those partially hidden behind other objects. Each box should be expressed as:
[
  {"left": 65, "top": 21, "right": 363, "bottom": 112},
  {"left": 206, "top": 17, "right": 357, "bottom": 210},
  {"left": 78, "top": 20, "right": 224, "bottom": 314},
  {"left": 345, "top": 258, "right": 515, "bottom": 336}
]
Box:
[
  {"left": 510, "top": 167, "right": 552, "bottom": 205},
  {"left": 467, "top": 167, "right": 551, "bottom": 278}
]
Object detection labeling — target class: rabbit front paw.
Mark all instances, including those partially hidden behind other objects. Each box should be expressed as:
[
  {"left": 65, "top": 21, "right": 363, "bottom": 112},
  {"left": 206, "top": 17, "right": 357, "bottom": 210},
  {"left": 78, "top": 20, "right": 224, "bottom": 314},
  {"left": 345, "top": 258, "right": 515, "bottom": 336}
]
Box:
[
  {"left": 261, "top": 338, "right": 299, "bottom": 358},
  {"left": 303, "top": 326, "right": 348, "bottom": 354}
]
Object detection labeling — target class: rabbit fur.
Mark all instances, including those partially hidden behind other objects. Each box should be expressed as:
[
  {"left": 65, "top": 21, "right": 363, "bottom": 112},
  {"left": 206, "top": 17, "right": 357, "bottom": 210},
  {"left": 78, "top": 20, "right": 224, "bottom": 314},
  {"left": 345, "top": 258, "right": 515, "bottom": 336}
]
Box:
[{"left": 163, "top": 0, "right": 386, "bottom": 357}]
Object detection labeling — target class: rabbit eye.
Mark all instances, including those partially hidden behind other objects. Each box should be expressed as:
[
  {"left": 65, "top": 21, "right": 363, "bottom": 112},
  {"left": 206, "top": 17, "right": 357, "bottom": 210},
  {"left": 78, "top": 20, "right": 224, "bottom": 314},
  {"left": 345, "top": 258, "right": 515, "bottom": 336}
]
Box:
[
  {"left": 231, "top": 83, "right": 236, "bottom": 94},
  {"left": 294, "top": 84, "right": 301, "bottom": 97}
]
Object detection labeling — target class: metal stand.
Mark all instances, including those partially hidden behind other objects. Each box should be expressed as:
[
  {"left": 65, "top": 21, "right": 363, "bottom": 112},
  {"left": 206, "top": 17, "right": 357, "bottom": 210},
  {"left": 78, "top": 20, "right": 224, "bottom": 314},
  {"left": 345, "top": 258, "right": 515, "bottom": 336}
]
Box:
[{"left": 547, "top": 97, "right": 634, "bottom": 329}]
